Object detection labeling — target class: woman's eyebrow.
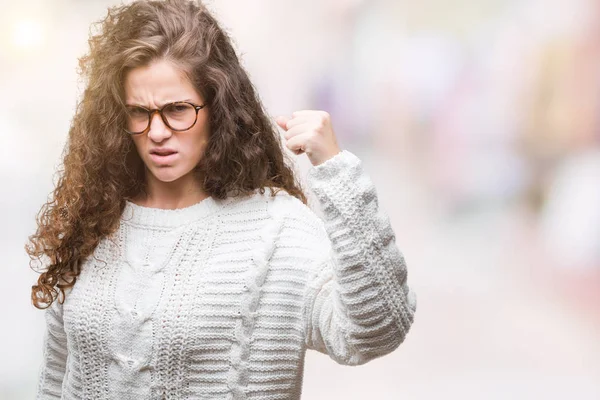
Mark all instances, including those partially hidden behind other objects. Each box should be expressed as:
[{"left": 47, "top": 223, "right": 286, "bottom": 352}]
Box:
[{"left": 124, "top": 98, "right": 196, "bottom": 108}]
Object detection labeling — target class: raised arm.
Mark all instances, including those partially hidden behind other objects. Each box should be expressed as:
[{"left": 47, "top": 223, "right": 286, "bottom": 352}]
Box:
[
  {"left": 303, "top": 150, "right": 417, "bottom": 365},
  {"left": 36, "top": 298, "right": 68, "bottom": 399}
]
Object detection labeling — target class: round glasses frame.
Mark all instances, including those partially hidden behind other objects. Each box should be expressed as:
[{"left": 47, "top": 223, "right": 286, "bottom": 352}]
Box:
[{"left": 124, "top": 101, "right": 206, "bottom": 135}]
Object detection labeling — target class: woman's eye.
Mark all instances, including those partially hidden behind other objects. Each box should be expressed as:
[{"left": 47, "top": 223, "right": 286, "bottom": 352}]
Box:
[{"left": 169, "top": 104, "right": 189, "bottom": 113}]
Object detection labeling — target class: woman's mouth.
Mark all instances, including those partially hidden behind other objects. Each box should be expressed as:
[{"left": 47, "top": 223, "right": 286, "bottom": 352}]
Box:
[{"left": 149, "top": 150, "right": 179, "bottom": 165}]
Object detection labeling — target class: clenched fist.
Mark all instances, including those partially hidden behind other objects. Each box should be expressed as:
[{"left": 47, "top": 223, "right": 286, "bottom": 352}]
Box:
[{"left": 275, "top": 110, "right": 342, "bottom": 167}]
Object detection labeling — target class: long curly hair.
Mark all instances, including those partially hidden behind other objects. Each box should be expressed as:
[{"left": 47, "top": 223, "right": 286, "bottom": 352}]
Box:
[{"left": 27, "top": 0, "right": 306, "bottom": 310}]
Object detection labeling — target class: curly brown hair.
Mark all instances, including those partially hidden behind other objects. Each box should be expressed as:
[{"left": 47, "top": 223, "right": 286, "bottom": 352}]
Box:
[{"left": 27, "top": 0, "right": 306, "bottom": 310}]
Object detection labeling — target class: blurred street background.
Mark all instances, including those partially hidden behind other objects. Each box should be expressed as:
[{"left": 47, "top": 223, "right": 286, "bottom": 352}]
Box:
[{"left": 1, "top": 0, "right": 599, "bottom": 399}]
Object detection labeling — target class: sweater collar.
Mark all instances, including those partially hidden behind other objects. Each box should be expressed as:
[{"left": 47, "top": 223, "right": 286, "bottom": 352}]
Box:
[{"left": 121, "top": 196, "right": 224, "bottom": 229}]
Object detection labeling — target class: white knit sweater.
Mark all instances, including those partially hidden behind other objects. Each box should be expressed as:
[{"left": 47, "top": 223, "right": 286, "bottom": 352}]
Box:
[{"left": 36, "top": 150, "right": 417, "bottom": 400}]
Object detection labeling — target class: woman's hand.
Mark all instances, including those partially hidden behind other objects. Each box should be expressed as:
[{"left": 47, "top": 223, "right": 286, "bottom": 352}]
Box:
[{"left": 275, "top": 110, "right": 342, "bottom": 166}]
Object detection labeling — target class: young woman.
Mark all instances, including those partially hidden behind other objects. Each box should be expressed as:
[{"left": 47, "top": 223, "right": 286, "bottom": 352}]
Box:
[{"left": 28, "top": 0, "right": 417, "bottom": 398}]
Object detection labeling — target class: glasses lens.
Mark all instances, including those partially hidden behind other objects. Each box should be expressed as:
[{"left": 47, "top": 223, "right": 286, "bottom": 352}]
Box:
[
  {"left": 125, "top": 106, "right": 149, "bottom": 134},
  {"left": 163, "top": 102, "right": 197, "bottom": 131}
]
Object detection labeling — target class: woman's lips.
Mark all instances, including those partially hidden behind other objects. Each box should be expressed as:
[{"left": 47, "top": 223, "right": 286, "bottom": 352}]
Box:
[{"left": 149, "top": 152, "right": 178, "bottom": 165}]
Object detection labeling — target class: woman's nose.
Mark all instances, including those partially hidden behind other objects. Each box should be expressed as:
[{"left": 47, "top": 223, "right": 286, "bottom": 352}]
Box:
[{"left": 147, "top": 111, "right": 172, "bottom": 142}]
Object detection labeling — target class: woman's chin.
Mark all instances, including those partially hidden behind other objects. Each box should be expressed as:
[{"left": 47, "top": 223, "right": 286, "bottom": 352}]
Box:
[{"left": 148, "top": 167, "right": 184, "bottom": 183}]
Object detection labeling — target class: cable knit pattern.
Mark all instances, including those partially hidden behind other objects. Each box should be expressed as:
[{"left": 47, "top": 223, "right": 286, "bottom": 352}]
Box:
[{"left": 35, "top": 150, "right": 416, "bottom": 400}]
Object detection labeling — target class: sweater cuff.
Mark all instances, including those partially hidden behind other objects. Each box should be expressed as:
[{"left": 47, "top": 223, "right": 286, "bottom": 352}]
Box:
[
  {"left": 306, "top": 150, "right": 358, "bottom": 182},
  {"left": 305, "top": 150, "right": 364, "bottom": 211}
]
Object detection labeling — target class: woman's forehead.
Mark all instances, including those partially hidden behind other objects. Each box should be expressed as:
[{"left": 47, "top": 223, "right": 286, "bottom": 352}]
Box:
[{"left": 124, "top": 59, "right": 201, "bottom": 104}]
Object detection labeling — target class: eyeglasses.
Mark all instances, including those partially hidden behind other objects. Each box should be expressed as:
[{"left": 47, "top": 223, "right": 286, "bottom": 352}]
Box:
[{"left": 124, "top": 101, "right": 206, "bottom": 135}]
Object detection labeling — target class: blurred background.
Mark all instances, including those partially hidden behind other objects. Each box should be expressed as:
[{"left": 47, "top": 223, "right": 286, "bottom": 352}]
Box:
[{"left": 1, "top": 0, "right": 599, "bottom": 398}]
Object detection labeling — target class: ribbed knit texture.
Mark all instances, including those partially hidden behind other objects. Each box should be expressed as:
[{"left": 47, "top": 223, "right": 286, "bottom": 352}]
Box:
[{"left": 35, "top": 150, "right": 417, "bottom": 400}]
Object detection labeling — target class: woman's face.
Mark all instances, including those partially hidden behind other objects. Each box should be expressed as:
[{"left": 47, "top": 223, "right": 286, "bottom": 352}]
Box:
[{"left": 123, "top": 58, "right": 209, "bottom": 184}]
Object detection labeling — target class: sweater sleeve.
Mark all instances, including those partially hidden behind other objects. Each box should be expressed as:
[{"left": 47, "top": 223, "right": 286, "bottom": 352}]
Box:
[
  {"left": 36, "top": 297, "right": 68, "bottom": 399},
  {"left": 302, "top": 150, "right": 417, "bottom": 365}
]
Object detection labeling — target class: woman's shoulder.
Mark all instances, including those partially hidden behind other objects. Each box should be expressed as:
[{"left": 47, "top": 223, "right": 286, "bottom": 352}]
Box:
[
  {"left": 264, "top": 188, "right": 329, "bottom": 243},
  {"left": 227, "top": 186, "right": 317, "bottom": 223},
  {"left": 224, "top": 187, "right": 328, "bottom": 241},
  {"left": 229, "top": 186, "right": 303, "bottom": 211},
  {"left": 260, "top": 187, "right": 317, "bottom": 218}
]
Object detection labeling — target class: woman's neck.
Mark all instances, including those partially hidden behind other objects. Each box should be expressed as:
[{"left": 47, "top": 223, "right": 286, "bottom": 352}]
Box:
[{"left": 133, "top": 170, "right": 209, "bottom": 210}]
